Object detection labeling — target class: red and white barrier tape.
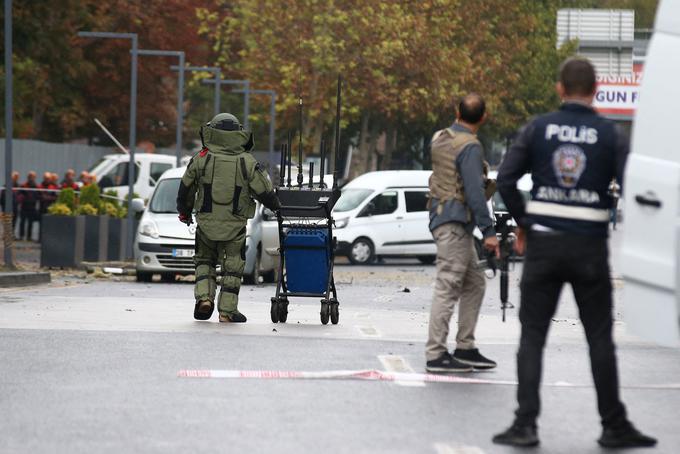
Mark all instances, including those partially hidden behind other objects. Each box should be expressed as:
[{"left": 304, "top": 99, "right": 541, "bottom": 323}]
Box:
[
  {"left": 177, "top": 369, "right": 516, "bottom": 385},
  {"left": 176, "top": 369, "right": 680, "bottom": 389}
]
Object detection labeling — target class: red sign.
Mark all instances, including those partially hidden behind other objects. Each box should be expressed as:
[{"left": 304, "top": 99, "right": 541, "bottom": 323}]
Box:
[{"left": 594, "top": 63, "right": 644, "bottom": 117}]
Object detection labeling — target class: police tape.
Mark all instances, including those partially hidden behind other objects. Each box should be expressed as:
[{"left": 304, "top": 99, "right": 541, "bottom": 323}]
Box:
[
  {"left": 177, "top": 369, "right": 517, "bottom": 385},
  {"left": 176, "top": 369, "right": 680, "bottom": 389}
]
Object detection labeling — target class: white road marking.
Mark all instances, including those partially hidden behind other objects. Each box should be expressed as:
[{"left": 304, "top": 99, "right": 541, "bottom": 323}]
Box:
[
  {"left": 378, "top": 354, "right": 425, "bottom": 387},
  {"left": 356, "top": 325, "right": 381, "bottom": 337},
  {"left": 433, "top": 443, "right": 486, "bottom": 454}
]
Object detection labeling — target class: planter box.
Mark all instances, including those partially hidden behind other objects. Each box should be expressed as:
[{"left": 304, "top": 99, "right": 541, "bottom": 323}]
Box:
[
  {"left": 107, "top": 217, "right": 125, "bottom": 261},
  {"left": 83, "top": 215, "right": 109, "bottom": 262},
  {"left": 40, "top": 215, "right": 85, "bottom": 268}
]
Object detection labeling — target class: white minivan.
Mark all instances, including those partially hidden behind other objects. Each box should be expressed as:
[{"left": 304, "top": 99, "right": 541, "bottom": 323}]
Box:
[
  {"left": 333, "top": 171, "right": 435, "bottom": 264},
  {"left": 621, "top": 0, "right": 680, "bottom": 346}
]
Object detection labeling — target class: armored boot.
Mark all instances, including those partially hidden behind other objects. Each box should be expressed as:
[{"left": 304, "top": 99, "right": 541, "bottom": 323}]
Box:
[
  {"left": 193, "top": 234, "right": 218, "bottom": 321},
  {"left": 217, "top": 232, "right": 247, "bottom": 322}
]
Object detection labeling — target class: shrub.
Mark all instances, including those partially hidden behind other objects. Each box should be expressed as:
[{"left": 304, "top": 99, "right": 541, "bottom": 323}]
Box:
[
  {"left": 76, "top": 203, "right": 98, "bottom": 216},
  {"left": 99, "top": 201, "right": 119, "bottom": 217},
  {"left": 56, "top": 188, "right": 76, "bottom": 211},
  {"left": 80, "top": 183, "right": 101, "bottom": 208},
  {"left": 47, "top": 203, "right": 73, "bottom": 216},
  {"left": 103, "top": 189, "right": 121, "bottom": 208},
  {"left": 117, "top": 207, "right": 128, "bottom": 219}
]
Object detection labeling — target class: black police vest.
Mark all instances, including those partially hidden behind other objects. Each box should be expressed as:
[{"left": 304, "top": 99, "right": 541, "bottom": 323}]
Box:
[{"left": 526, "top": 103, "right": 619, "bottom": 236}]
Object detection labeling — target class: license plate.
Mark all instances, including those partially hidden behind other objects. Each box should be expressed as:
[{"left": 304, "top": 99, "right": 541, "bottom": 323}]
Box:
[{"left": 172, "top": 248, "right": 194, "bottom": 258}]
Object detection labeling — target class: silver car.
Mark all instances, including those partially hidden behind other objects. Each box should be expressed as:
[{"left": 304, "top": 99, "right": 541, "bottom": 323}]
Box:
[{"left": 133, "top": 167, "right": 275, "bottom": 283}]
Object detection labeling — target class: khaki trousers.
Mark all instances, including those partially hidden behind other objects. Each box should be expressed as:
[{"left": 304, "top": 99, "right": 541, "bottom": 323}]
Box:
[{"left": 426, "top": 222, "right": 485, "bottom": 361}]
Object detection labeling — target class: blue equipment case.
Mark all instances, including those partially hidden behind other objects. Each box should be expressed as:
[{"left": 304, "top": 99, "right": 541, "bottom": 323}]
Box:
[{"left": 283, "top": 229, "right": 330, "bottom": 294}]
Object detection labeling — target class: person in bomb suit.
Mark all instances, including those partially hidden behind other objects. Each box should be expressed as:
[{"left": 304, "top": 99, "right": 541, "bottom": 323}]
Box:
[{"left": 177, "top": 113, "right": 281, "bottom": 323}]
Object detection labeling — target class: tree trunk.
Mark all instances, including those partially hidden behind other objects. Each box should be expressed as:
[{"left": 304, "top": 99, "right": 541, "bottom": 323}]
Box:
[
  {"left": 382, "top": 124, "right": 397, "bottom": 170},
  {"left": 351, "top": 113, "right": 371, "bottom": 179}
]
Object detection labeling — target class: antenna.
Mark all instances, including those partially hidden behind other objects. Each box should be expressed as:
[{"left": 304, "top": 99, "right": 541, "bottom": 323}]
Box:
[
  {"left": 319, "top": 138, "right": 326, "bottom": 188},
  {"left": 278, "top": 142, "right": 286, "bottom": 187},
  {"left": 308, "top": 162, "right": 314, "bottom": 189},
  {"left": 286, "top": 131, "right": 292, "bottom": 188},
  {"left": 332, "top": 75, "right": 342, "bottom": 190},
  {"left": 297, "top": 97, "right": 304, "bottom": 188}
]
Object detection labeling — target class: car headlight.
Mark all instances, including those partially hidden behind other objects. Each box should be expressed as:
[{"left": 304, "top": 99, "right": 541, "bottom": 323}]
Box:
[
  {"left": 139, "top": 219, "right": 160, "bottom": 239},
  {"left": 335, "top": 217, "right": 349, "bottom": 229}
]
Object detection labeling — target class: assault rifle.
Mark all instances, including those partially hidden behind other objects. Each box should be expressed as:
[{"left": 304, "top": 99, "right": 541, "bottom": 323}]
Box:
[{"left": 482, "top": 211, "right": 516, "bottom": 322}]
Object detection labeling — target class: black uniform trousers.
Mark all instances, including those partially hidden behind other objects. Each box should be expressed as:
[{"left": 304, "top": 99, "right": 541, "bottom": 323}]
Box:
[{"left": 514, "top": 231, "right": 627, "bottom": 429}]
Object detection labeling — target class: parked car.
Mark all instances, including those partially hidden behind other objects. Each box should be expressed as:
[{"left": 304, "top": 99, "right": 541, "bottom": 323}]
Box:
[
  {"left": 87, "top": 153, "right": 177, "bottom": 200},
  {"left": 132, "top": 166, "right": 275, "bottom": 283}
]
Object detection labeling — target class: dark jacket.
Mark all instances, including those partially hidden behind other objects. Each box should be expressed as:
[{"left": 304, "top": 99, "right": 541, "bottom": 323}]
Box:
[{"left": 497, "top": 102, "right": 628, "bottom": 237}]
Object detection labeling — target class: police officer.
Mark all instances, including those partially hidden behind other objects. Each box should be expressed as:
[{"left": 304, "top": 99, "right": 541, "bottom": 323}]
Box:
[
  {"left": 177, "top": 113, "right": 281, "bottom": 323},
  {"left": 493, "top": 58, "right": 656, "bottom": 448}
]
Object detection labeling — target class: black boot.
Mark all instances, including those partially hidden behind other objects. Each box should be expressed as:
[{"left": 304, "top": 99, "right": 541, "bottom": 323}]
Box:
[
  {"left": 193, "top": 300, "right": 214, "bottom": 320},
  {"left": 492, "top": 424, "right": 539, "bottom": 447},
  {"left": 598, "top": 421, "right": 657, "bottom": 448},
  {"left": 219, "top": 312, "right": 247, "bottom": 323}
]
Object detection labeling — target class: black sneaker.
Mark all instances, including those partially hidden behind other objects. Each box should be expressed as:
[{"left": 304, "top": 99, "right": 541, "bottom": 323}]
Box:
[
  {"left": 453, "top": 348, "right": 497, "bottom": 369},
  {"left": 426, "top": 352, "right": 473, "bottom": 373},
  {"left": 598, "top": 421, "right": 657, "bottom": 448},
  {"left": 219, "top": 312, "right": 247, "bottom": 323},
  {"left": 492, "top": 424, "right": 539, "bottom": 447}
]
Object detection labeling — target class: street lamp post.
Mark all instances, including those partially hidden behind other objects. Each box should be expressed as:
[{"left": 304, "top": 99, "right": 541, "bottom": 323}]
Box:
[
  {"left": 77, "top": 31, "right": 138, "bottom": 259},
  {"left": 201, "top": 79, "right": 251, "bottom": 130},
  {"left": 3, "top": 0, "right": 14, "bottom": 268},
  {"left": 233, "top": 89, "right": 277, "bottom": 175},
  {"left": 170, "top": 66, "right": 222, "bottom": 116},
  {"left": 136, "top": 50, "right": 185, "bottom": 166}
]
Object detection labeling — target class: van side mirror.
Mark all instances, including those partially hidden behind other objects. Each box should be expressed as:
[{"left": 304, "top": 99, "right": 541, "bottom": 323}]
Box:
[{"left": 131, "top": 198, "right": 145, "bottom": 213}]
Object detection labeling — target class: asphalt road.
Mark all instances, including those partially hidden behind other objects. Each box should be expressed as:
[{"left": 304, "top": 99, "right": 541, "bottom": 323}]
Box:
[{"left": 1, "top": 230, "right": 678, "bottom": 454}]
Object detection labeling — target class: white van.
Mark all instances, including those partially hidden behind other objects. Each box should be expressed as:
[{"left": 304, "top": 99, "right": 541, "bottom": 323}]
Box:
[
  {"left": 88, "top": 153, "right": 177, "bottom": 200},
  {"left": 621, "top": 0, "right": 680, "bottom": 346},
  {"left": 333, "top": 171, "right": 435, "bottom": 264}
]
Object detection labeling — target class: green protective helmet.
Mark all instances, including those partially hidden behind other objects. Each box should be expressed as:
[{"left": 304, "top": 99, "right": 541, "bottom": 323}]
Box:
[
  {"left": 208, "top": 113, "right": 242, "bottom": 131},
  {"left": 201, "top": 113, "right": 254, "bottom": 151}
]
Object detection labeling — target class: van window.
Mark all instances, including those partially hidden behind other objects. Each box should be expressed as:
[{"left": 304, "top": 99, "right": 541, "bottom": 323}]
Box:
[
  {"left": 405, "top": 191, "right": 428, "bottom": 212},
  {"left": 98, "top": 161, "right": 140, "bottom": 188},
  {"left": 150, "top": 163, "right": 173, "bottom": 185},
  {"left": 335, "top": 188, "right": 373, "bottom": 212},
  {"left": 359, "top": 191, "right": 398, "bottom": 217}
]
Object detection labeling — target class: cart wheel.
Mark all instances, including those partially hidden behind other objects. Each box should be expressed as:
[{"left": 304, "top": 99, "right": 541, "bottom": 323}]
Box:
[
  {"left": 320, "top": 301, "right": 330, "bottom": 325},
  {"left": 330, "top": 302, "right": 339, "bottom": 325},
  {"left": 270, "top": 298, "right": 279, "bottom": 323},
  {"left": 278, "top": 299, "right": 288, "bottom": 323}
]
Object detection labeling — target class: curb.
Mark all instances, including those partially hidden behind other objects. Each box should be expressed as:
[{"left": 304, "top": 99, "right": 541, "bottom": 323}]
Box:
[{"left": 0, "top": 271, "right": 52, "bottom": 288}]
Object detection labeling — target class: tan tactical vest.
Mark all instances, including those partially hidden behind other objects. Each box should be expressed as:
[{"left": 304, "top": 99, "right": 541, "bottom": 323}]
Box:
[{"left": 428, "top": 128, "right": 481, "bottom": 212}]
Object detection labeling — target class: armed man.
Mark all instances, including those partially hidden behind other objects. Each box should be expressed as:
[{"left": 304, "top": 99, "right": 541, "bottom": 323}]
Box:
[
  {"left": 177, "top": 113, "right": 281, "bottom": 323},
  {"left": 493, "top": 58, "right": 656, "bottom": 448}
]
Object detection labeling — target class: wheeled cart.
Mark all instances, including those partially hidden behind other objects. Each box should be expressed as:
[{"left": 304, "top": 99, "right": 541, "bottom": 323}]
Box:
[{"left": 270, "top": 187, "right": 342, "bottom": 324}]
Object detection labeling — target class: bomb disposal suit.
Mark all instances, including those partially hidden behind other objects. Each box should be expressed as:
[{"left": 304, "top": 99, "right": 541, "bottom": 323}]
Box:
[{"left": 177, "top": 113, "right": 281, "bottom": 323}]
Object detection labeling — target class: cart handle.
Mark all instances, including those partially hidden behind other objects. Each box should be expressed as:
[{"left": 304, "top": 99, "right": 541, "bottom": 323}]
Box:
[{"left": 279, "top": 204, "right": 326, "bottom": 211}]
